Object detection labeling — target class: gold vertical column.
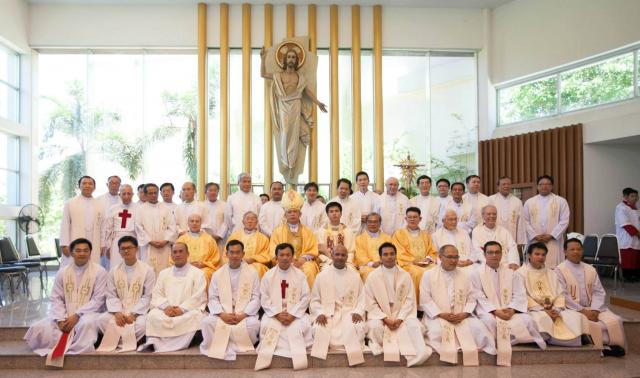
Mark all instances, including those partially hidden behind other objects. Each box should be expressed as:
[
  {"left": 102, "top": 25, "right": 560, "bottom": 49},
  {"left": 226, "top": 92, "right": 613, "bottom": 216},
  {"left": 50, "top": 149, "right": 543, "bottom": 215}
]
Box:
[
  {"left": 352, "top": 5, "right": 362, "bottom": 174},
  {"left": 373, "top": 5, "right": 383, "bottom": 192},
  {"left": 330, "top": 4, "right": 339, "bottom": 196},
  {"left": 264, "top": 4, "right": 273, "bottom": 193},
  {"left": 220, "top": 3, "right": 230, "bottom": 199},
  {"left": 308, "top": 4, "right": 317, "bottom": 182},
  {"left": 286, "top": 4, "right": 295, "bottom": 38},
  {"left": 197, "top": 3, "right": 207, "bottom": 200},
  {"left": 242, "top": 3, "right": 251, "bottom": 174}
]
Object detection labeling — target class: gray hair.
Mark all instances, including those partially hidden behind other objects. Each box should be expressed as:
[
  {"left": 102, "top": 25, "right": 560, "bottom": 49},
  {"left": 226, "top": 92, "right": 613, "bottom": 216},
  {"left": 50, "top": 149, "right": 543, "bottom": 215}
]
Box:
[
  {"left": 237, "top": 172, "right": 251, "bottom": 184},
  {"left": 481, "top": 204, "right": 497, "bottom": 216}
]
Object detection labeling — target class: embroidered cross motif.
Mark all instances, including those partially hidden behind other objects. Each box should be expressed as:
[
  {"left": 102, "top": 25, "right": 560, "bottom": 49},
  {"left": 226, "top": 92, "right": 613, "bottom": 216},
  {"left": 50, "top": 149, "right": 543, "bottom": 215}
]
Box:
[{"left": 118, "top": 209, "right": 132, "bottom": 228}]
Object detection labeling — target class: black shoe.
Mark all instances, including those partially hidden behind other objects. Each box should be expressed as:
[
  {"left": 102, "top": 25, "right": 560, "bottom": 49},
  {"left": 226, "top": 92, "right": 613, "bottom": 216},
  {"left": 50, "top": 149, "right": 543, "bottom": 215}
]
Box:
[
  {"left": 138, "top": 343, "right": 155, "bottom": 353},
  {"left": 602, "top": 346, "right": 625, "bottom": 357}
]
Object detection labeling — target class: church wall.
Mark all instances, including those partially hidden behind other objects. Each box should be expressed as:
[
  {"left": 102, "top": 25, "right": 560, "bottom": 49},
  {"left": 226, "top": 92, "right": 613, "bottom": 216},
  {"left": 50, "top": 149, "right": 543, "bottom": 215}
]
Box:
[
  {"left": 584, "top": 143, "right": 640, "bottom": 236},
  {"left": 0, "top": 0, "right": 29, "bottom": 53},
  {"left": 29, "top": 4, "right": 485, "bottom": 51},
  {"left": 489, "top": 0, "right": 640, "bottom": 85}
]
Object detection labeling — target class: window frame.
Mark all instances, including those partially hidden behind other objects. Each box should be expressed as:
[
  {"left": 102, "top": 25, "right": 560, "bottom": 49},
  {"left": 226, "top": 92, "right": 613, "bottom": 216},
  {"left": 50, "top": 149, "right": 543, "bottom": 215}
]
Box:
[{"left": 496, "top": 43, "right": 640, "bottom": 127}]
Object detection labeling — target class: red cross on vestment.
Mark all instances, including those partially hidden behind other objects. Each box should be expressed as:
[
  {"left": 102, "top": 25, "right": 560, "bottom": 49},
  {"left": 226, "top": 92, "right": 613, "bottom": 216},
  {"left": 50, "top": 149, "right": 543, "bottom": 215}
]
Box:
[
  {"left": 280, "top": 280, "right": 289, "bottom": 299},
  {"left": 118, "top": 209, "right": 132, "bottom": 228}
]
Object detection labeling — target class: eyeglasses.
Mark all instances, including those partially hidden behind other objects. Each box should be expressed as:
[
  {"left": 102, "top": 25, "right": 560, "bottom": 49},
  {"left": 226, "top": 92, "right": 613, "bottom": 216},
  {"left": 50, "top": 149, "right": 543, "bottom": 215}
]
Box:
[
  {"left": 119, "top": 246, "right": 136, "bottom": 252},
  {"left": 442, "top": 255, "right": 459, "bottom": 260}
]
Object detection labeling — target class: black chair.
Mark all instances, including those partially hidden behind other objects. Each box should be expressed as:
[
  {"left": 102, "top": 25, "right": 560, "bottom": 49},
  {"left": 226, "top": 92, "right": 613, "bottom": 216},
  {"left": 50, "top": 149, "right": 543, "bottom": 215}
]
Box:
[
  {"left": 54, "top": 238, "right": 63, "bottom": 259},
  {"left": 593, "top": 234, "right": 623, "bottom": 289},
  {"left": 25, "top": 236, "right": 60, "bottom": 281},
  {"left": 0, "top": 237, "right": 43, "bottom": 291},
  {"left": 0, "top": 262, "right": 27, "bottom": 303},
  {"left": 582, "top": 234, "right": 598, "bottom": 264}
]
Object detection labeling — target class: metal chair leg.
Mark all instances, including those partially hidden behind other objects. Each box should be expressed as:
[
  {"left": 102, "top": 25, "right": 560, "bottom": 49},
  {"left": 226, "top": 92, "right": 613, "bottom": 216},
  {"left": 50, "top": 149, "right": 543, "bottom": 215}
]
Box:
[
  {"left": 614, "top": 266, "right": 618, "bottom": 290},
  {"left": 9, "top": 275, "right": 15, "bottom": 301}
]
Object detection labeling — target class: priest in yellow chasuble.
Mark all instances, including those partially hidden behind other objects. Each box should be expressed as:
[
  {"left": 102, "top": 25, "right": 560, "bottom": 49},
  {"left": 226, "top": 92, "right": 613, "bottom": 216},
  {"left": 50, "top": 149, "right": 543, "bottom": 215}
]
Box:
[
  {"left": 354, "top": 212, "right": 392, "bottom": 281},
  {"left": 175, "top": 213, "right": 222, "bottom": 286},
  {"left": 226, "top": 211, "right": 271, "bottom": 278},
  {"left": 392, "top": 206, "right": 438, "bottom": 296},
  {"left": 269, "top": 189, "right": 320, "bottom": 288}
]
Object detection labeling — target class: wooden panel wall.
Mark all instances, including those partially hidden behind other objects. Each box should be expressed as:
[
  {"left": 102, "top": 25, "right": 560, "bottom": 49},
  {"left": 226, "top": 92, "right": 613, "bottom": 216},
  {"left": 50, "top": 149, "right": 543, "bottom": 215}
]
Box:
[{"left": 479, "top": 124, "right": 584, "bottom": 233}]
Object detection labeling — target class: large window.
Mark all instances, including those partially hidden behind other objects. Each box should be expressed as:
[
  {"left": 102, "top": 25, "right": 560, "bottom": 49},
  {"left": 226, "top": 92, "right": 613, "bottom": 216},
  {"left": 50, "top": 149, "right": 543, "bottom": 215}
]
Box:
[
  {"left": 0, "top": 132, "right": 19, "bottom": 205},
  {"left": 382, "top": 51, "right": 478, "bottom": 184},
  {"left": 0, "top": 45, "right": 19, "bottom": 122},
  {"left": 498, "top": 46, "right": 640, "bottom": 126},
  {"left": 38, "top": 51, "right": 197, "bottom": 244}
]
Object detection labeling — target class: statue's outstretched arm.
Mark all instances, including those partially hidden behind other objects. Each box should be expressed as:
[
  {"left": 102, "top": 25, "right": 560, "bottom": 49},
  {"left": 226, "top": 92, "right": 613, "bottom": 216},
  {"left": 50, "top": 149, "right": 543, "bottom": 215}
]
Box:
[
  {"left": 260, "top": 47, "right": 273, "bottom": 80},
  {"left": 304, "top": 87, "right": 328, "bottom": 113}
]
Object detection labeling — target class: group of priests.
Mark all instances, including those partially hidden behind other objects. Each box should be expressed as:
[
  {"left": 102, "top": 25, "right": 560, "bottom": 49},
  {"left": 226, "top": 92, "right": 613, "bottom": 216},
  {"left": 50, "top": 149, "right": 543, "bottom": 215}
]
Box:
[{"left": 32, "top": 171, "right": 632, "bottom": 369}]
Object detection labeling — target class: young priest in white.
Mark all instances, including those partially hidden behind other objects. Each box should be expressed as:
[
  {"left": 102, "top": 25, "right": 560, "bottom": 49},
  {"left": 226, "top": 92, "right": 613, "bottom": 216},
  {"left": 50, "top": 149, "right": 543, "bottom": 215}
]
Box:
[
  {"left": 97, "top": 236, "right": 155, "bottom": 352},
  {"left": 200, "top": 239, "right": 261, "bottom": 360},
  {"left": 365, "top": 242, "right": 432, "bottom": 367},
  {"left": 25, "top": 238, "right": 107, "bottom": 367},
  {"left": 517, "top": 242, "right": 586, "bottom": 347},
  {"left": 419, "top": 244, "right": 496, "bottom": 366},
  {"left": 310, "top": 245, "right": 367, "bottom": 366},
  {"left": 139, "top": 242, "right": 207, "bottom": 352},
  {"left": 470, "top": 241, "right": 545, "bottom": 366},
  {"left": 255, "top": 243, "right": 313, "bottom": 371},
  {"left": 557, "top": 238, "right": 626, "bottom": 356}
]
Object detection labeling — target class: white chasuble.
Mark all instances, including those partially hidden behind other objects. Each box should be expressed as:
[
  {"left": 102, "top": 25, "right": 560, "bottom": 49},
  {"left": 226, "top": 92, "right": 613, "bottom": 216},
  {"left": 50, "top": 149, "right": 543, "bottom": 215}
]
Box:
[
  {"left": 409, "top": 194, "right": 441, "bottom": 234},
  {"left": 146, "top": 265, "right": 207, "bottom": 338},
  {"left": 97, "top": 261, "right": 152, "bottom": 352},
  {"left": 523, "top": 194, "right": 570, "bottom": 269},
  {"left": 60, "top": 195, "right": 105, "bottom": 265},
  {"left": 134, "top": 202, "right": 177, "bottom": 275},
  {"left": 557, "top": 261, "right": 625, "bottom": 348},
  {"left": 206, "top": 263, "right": 259, "bottom": 359},
  {"left": 45, "top": 262, "right": 101, "bottom": 367},
  {"left": 517, "top": 264, "right": 587, "bottom": 344},
  {"left": 255, "top": 266, "right": 311, "bottom": 371},
  {"left": 310, "top": 265, "right": 366, "bottom": 366},
  {"left": 489, "top": 193, "right": 526, "bottom": 244},
  {"left": 365, "top": 266, "right": 432, "bottom": 367},
  {"left": 425, "top": 267, "right": 480, "bottom": 366}
]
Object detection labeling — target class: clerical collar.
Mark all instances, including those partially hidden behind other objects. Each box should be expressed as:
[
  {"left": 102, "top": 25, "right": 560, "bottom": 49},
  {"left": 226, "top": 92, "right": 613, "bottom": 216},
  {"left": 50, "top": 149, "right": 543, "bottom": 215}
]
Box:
[
  {"left": 277, "top": 266, "right": 291, "bottom": 274},
  {"left": 73, "top": 262, "right": 89, "bottom": 271},
  {"left": 124, "top": 262, "right": 138, "bottom": 271},
  {"left": 189, "top": 231, "right": 200, "bottom": 238},
  {"left": 229, "top": 264, "right": 242, "bottom": 271},
  {"left": 407, "top": 227, "right": 420, "bottom": 236},
  {"left": 381, "top": 265, "right": 397, "bottom": 272},
  {"left": 567, "top": 260, "right": 582, "bottom": 267},
  {"left": 173, "top": 264, "right": 189, "bottom": 272},
  {"left": 486, "top": 264, "right": 499, "bottom": 273},
  {"left": 440, "top": 266, "right": 455, "bottom": 275},
  {"left": 367, "top": 230, "right": 380, "bottom": 238},
  {"left": 287, "top": 223, "right": 299, "bottom": 231},
  {"left": 332, "top": 264, "right": 347, "bottom": 272},
  {"left": 483, "top": 224, "right": 496, "bottom": 231},
  {"left": 244, "top": 229, "right": 256, "bottom": 234},
  {"left": 329, "top": 223, "right": 341, "bottom": 230}
]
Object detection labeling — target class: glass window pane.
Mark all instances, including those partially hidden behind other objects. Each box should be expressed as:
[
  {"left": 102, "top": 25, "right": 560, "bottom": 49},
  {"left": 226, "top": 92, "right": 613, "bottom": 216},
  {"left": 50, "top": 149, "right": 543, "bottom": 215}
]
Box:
[
  {"left": 361, "top": 50, "right": 375, "bottom": 185},
  {"left": 229, "top": 50, "right": 243, "bottom": 186},
  {"left": 0, "top": 45, "right": 19, "bottom": 87},
  {"left": 338, "top": 51, "right": 353, "bottom": 180},
  {"left": 0, "top": 131, "right": 19, "bottom": 171},
  {"left": 560, "top": 53, "right": 634, "bottom": 112},
  {"left": 207, "top": 50, "right": 221, "bottom": 184},
  {"left": 498, "top": 75, "right": 558, "bottom": 125},
  {"left": 429, "top": 54, "right": 478, "bottom": 182},
  {"left": 382, "top": 53, "right": 429, "bottom": 180},
  {"left": 316, "top": 50, "right": 331, "bottom": 187},
  {"left": 0, "top": 169, "right": 19, "bottom": 205},
  {"left": 251, "top": 49, "right": 265, "bottom": 188},
  {"left": 0, "top": 83, "right": 19, "bottom": 121},
  {"left": 0, "top": 219, "right": 19, "bottom": 245},
  {"left": 637, "top": 50, "right": 640, "bottom": 96}
]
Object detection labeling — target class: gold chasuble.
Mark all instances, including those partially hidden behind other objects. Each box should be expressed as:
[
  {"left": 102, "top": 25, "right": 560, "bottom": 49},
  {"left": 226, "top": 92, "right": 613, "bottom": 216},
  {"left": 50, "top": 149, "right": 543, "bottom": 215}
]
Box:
[
  {"left": 227, "top": 229, "right": 271, "bottom": 277},
  {"left": 175, "top": 231, "right": 222, "bottom": 286},
  {"left": 354, "top": 231, "right": 392, "bottom": 281},
  {"left": 393, "top": 228, "right": 438, "bottom": 296}
]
